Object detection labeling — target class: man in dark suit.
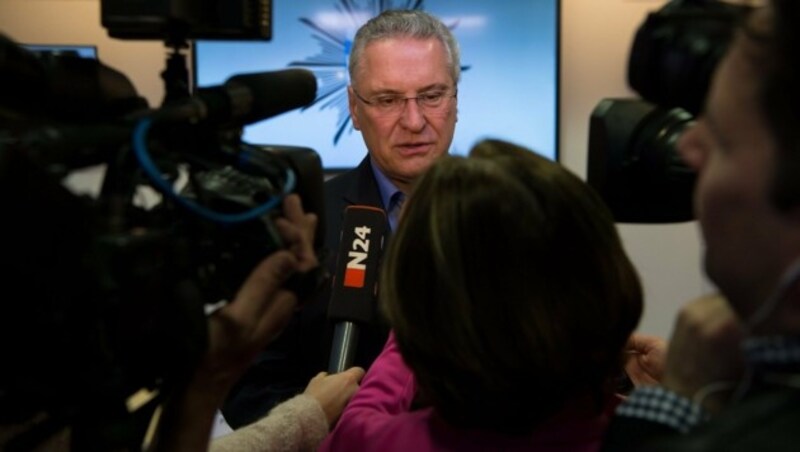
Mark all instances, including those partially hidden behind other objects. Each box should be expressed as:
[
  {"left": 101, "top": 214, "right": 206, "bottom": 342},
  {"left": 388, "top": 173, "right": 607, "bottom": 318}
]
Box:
[
  {"left": 222, "top": 9, "right": 460, "bottom": 428},
  {"left": 602, "top": 1, "right": 800, "bottom": 450}
]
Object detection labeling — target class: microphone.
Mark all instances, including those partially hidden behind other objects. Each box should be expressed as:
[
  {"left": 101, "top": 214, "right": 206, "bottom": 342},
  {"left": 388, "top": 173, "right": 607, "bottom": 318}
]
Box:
[
  {"left": 161, "top": 68, "right": 318, "bottom": 126},
  {"left": 327, "top": 205, "right": 388, "bottom": 373}
]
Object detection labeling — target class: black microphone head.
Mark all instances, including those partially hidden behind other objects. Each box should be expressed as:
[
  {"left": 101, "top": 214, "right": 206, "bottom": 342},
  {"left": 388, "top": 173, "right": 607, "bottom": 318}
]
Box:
[
  {"left": 327, "top": 205, "right": 388, "bottom": 324},
  {"left": 225, "top": 69, "right": 317, "bottom": 125}
]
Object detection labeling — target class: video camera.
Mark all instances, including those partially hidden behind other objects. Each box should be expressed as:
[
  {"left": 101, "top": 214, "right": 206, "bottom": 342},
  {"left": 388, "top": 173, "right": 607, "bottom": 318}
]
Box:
[
  {"left": 0, "top": 1, "right": 326, "bottom": 450},
  {"left": 587, "top": 0, "right": 753, "bottom": 223}
]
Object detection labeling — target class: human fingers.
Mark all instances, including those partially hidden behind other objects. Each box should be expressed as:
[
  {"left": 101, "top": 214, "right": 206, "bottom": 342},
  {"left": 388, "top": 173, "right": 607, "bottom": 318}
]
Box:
[
  {"left": 342, "top": 366, "right": 366, "bottom": 382},
  {"left": 305, "top": 367, "right": 366, "bottom": 395},
  {"left": 623, "top": 333, "right": 668, "bottom": 386},
  {"left": 227, "top": 250, "right": 299, "bottom": 321},
  {"left": 278, "top": 194, "right": 318, "bottom": 243},
  {"left": 624, "top": 353, "right": 663, "bottom": 387},
  {"left": 627, "top": 333, "right": 667, "bottom": 356},
  {"left": 275, "top": 195, "right": 318, "bottom": 270},
  {"left": 662, "top": 294, "right": 745, "bottom": 411},
  {"left": 197, "top": 252, "right": 300, "bottom": 391},
  {"left": 304, "top": 367, "right": 366, "bottom": 426}
]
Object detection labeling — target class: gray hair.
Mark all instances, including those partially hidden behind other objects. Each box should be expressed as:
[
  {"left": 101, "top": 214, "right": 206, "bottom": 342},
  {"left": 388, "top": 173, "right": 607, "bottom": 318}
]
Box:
[{"left": 349, "top": 9, "right": 461, "bottom": 85}]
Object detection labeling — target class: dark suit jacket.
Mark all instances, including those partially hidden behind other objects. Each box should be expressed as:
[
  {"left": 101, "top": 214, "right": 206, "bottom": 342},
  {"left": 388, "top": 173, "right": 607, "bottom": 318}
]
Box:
[
  {"left": 601, "top": 385, "right": 800, "bottom": 452},
  {"left": 222, "top": 155, "right": 391, "bottom": 428}
]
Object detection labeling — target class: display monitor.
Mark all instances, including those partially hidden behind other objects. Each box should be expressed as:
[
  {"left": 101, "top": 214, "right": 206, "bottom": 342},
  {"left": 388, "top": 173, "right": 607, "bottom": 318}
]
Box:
[
  {"left": 193, "top": 0, "right": 559, "bottom": 172},
  {"left": 22, "top": 44, "right": 98, "bottom": 59}
]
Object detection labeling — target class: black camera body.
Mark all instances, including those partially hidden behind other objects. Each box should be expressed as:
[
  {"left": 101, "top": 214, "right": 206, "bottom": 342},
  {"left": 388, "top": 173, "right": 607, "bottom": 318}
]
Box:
[
  {"left": 588, "top": 98, "right": 695, "bottom": 223},
  {"left": 101, "top": 0, "right": 273, "bottom": 41},
  {"left": 587, "top": 0, "right": 752, "bottom": 223}
]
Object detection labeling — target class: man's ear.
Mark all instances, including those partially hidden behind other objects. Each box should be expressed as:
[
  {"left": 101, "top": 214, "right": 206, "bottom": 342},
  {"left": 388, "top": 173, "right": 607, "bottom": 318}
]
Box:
[{"left": 348, "top": 86, "right": 361, "bottom": 131}]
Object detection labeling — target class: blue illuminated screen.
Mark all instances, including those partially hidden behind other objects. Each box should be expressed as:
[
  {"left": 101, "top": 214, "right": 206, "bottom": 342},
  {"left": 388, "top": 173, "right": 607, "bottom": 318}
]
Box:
[
  {"left": 194, "top": 0, "right": 559, "bottom": 171},
  {"left": 22, "top": 44, "right": 98, "bottom": 59}
]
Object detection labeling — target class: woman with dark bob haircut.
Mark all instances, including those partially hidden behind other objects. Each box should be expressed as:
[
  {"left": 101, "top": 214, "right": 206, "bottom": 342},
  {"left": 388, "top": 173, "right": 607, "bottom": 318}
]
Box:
[{"left": 320, "top": 139, "right": 643, "bottom": 451}]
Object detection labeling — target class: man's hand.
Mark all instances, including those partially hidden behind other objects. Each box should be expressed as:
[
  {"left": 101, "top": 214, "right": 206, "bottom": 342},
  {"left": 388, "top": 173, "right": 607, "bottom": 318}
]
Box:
[
  {"left": 662, "top": 293, "right": 746, "bottom": 414},
  {"left": 198, "top": 194, "right": 319, "bottom": 392},
  {"left": 624, "top": 333, "right": 668, "bottom": 387},
  {"left": 150, "top": 194, "right": 320, "bottom": 452}
]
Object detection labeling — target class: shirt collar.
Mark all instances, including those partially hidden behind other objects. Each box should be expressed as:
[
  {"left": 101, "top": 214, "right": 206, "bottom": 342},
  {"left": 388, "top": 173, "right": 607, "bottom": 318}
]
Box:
[
  {"left": 369, "top": 158, "right": 402, "bottom": 212},
  {"left": 743, "top": 335, "right": 800, "bottom": 370}
]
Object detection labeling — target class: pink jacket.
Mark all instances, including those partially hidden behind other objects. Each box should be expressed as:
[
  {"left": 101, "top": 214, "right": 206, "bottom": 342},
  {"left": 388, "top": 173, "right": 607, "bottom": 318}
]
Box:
[{"left": 320, "top": 333, "right": 618, "bottom": 452}]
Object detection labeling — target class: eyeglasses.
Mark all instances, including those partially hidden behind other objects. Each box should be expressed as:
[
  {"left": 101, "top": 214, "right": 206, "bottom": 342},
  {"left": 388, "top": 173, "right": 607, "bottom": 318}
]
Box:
[{"left": 352, "top": 87, "right": 457, "bottom": 116}]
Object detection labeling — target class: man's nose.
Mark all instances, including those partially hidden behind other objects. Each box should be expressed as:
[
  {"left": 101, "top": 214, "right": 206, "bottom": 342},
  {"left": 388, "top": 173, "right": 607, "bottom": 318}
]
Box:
[{"left": 398, "top": 98, "right": 426, "bottom": 131}]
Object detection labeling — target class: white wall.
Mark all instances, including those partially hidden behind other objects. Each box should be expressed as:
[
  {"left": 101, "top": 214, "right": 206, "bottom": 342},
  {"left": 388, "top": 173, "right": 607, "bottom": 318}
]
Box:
[
  {"left": 0, "top": 0, "right": 712, "bottom": 339},
  {"left": 0, "top": 0, "right": 166, "bottom": 107}
]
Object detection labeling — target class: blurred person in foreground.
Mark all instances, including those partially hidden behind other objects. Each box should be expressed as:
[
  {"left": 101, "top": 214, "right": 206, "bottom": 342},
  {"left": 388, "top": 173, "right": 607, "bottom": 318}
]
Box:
[{"left": 602, "top": 1, "right": 800, "bottom": 450}]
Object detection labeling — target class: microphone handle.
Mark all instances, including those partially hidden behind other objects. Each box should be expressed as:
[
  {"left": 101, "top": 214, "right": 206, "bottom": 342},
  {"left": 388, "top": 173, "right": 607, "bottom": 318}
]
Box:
[{"left": 328, "top": 321, "right": 360, "bottom": 373}]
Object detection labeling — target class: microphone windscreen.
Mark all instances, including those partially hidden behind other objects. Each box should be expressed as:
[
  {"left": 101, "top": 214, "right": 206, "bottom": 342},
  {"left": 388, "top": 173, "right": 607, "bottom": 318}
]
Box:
[
  {"left": 327, "top": 205, "right": 388, "bottom": 324},
  {"left": 226, "top": 69, "right": 317, "bottom": 125}
]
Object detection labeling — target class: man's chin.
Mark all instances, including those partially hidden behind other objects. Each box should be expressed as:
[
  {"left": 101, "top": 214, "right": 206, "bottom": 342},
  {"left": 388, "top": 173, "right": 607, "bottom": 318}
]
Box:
[{"left": 398, "top": 158, "right": 437, "bottom": 178}]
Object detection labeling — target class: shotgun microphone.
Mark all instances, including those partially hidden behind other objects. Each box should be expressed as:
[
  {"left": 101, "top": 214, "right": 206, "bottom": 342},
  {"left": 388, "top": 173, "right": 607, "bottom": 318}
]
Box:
[
  {"left": 158, "top": 69, "right": 317, "bottom": 126},
  {"left": 327, "top": 205, "right": 388, "bottom": 373}
]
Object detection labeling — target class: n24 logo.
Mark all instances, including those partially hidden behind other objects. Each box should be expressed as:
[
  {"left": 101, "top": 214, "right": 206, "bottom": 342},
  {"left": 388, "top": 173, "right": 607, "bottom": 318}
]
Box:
[{"left": 343, "top": 226, "right": 371, "bottom": 288}]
